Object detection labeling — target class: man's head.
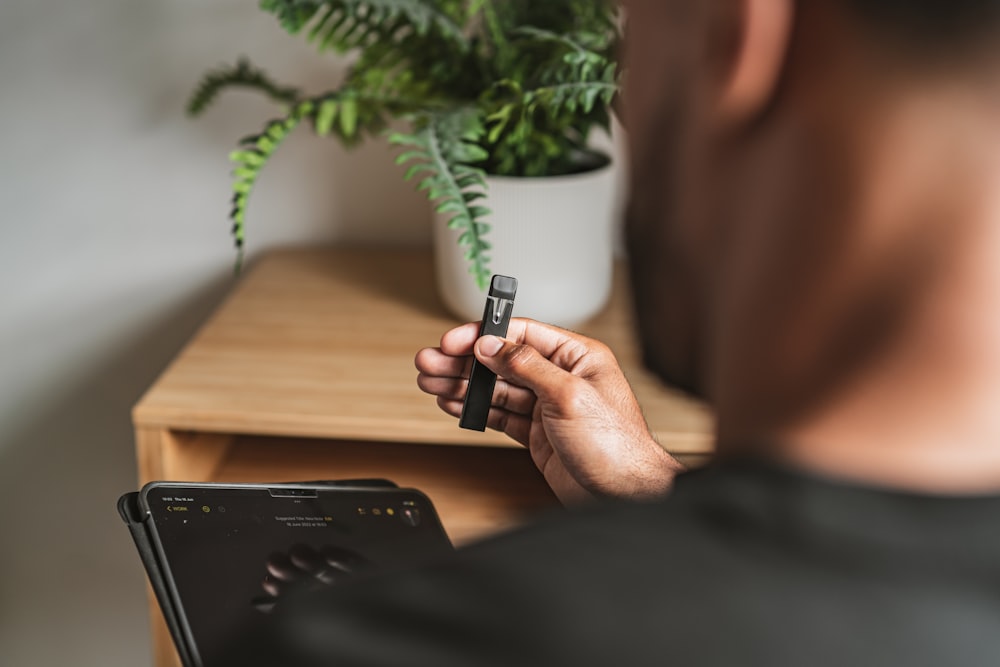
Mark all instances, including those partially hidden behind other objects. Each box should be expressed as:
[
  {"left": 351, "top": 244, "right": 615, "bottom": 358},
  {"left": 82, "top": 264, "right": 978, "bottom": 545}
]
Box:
[{"left": 622, "top": 0, "right": 1000, "bottom": 442}]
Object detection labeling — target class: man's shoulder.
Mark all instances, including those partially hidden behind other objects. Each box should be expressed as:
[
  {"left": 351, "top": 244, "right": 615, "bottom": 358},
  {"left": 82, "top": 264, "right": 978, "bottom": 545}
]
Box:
[{"left": 234, "top": 463, "right": 1000, "bottom": 666}]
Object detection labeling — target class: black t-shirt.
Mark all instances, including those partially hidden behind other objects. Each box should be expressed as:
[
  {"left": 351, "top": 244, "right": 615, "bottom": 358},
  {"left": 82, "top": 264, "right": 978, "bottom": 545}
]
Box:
[{"left": 226, "top": 462, "right": 1000, "bottom": 666}]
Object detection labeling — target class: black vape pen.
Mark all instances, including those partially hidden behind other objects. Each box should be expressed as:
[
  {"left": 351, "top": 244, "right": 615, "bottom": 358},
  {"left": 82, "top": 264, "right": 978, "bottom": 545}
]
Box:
[{"left": 459, "top": 275, "right": 518, "bottom": 431}]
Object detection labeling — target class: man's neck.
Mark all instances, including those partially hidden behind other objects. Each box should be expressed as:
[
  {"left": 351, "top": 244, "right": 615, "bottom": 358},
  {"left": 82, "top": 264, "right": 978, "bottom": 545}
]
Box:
[
  {"left": 714, "top": 78, "right": 1000, "bottom": 494},
  {"left": 774, "top": 196, "right": 1000, "bottom": 493}
]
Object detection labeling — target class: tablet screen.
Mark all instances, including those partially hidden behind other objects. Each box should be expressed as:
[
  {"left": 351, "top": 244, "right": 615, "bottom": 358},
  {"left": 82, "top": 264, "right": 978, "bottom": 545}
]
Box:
[{"left": 142, "top": 484, "right": 453, "bottom": 667}]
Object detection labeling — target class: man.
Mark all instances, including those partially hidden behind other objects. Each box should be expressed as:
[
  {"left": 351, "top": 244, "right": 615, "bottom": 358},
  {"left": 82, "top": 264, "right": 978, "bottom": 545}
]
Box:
[{"left": 234, "top": 0, "right": 1000, "bottom": 663}]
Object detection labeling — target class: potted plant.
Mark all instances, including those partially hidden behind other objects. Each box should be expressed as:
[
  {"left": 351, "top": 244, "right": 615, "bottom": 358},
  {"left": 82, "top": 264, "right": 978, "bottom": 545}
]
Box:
[{"left": 189, "top": 0, "right": 621, "bottom": 324}]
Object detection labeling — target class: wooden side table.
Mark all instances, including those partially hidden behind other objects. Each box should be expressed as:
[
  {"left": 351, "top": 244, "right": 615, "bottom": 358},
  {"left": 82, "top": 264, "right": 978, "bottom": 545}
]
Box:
[{"left": 132, "top": 247, "right": 714, "bottom": 667}]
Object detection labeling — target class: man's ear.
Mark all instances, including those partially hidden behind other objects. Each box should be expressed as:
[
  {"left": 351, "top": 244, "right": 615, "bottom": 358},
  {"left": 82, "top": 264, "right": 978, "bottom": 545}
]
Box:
[{"left": 710, "top": 0, "right": 795, "bottom": 126}]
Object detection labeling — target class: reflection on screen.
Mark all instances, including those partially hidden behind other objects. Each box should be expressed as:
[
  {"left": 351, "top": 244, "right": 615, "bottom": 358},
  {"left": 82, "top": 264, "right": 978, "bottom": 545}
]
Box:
[{"left": 146, "top": 487, "right": 451, "bottom": 667}]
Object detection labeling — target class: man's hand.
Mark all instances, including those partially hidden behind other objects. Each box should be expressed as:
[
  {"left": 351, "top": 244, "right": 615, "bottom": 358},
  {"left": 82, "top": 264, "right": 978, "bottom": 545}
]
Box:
[{"left": 415, "top": 319, "right": 685, "bottom": 504}]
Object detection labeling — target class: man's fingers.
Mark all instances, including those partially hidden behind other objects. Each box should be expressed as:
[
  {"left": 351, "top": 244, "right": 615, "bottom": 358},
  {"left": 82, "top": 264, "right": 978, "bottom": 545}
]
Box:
[
  {"left": 503, "top": 319, "right": 597, "bottom": 369},
  {"left": 437, "top": 319, "right": 575, "bottom": 359},
  {"left": 413, "top": 322, "right": 483, "bottom": 379},
  {"left": 474, "top": 335, "right": 579, "bottom": 403},
  {"left": 438, "top": 322, "right": 482, "bottom": 356},
  {"left": 414, "top": 346, "right": 473, "bottom": 379},
  {"left": 485, "top": 405, "right": 532, "bottom": 445},
  {"left": 418, "top": 319, "right": 602, "bottom": 380},
  {"left": 419, "top": 318, "right": 603, "bottom": 430},
  {"left": 417, "top": 374, "right": 467, "bottom": 400},
  {"left": 489, "top": 377, "right": 537, "bottom": 416},
  {"left": 436, "top": 396, "right": 462, "bottom": 418},
  {"left": 425, "top": 376, "right": 536, "bottom": 415},
  {"left": 436, "top": 397, "right": 532, "bottom": 447}
]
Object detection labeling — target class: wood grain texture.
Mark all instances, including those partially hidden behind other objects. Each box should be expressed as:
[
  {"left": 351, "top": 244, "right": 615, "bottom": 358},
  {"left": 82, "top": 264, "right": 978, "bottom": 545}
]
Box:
[
  {"left": 211, "top": 435, "right": 560, "bottom": 546},
  {"left": 133, "top": 247, "right": 714, "bottom": 453}
]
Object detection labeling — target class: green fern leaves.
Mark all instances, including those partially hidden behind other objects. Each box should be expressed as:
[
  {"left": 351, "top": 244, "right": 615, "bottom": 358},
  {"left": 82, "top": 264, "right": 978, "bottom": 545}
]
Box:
[
  {"left": 391, "top": 110, "right": 492, "bottom": 289},
  {"left": 187, "top": 58, "right": 300, "bottom": 117},
  {"left": 311, "top": 90, "right": 388, "bottom": 144},
  {"left": 260, "top": 0, "right": 468, "bottom": 53},
  {"left": 190, "top": 0, "right": 621, "bottom": 286},
  {"left": 481, "top": 24, "right": 619, "bottom": 176},
  {"left": 228, "top": 100, "right": 314, "bottom": 268}
]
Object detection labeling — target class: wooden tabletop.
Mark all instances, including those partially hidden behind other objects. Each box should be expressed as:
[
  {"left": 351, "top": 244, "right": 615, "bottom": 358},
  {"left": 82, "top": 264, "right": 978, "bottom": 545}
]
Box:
[{"left": 133, "top": 247, "right": 714, "bottom": 454}]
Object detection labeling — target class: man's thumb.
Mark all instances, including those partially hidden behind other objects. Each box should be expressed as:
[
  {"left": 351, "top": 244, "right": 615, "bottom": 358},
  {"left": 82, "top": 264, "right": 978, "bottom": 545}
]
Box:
[
  {"left": 476, "top": 335, "right": 505, "bottom": 359},
  {"left": 474, "top": 335, "right": 569, "bottom": 399}
]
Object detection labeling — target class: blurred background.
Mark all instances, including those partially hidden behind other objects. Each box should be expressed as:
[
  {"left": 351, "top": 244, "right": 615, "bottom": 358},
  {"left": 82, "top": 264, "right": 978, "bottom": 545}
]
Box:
[{"left": 0, "top": 0, "right": 434, "bottom": 663}]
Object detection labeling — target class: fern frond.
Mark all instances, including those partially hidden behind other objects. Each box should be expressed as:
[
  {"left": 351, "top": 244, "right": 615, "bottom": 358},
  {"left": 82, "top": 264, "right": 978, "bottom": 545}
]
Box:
[
  {"left": 513, "top": 23, "right": 618, "bottom": 87},
  {"left": 226, "top": 86, "right": 401, "bottom": 267},
  {"left": 513, "top": 25, "right": 609, "bottom": 56},
  {"left": 227, "top": 100, "right": 315, "bottom": 268},
  {"left": 260, "top": 0, "right": 468, "bottom": 53},
  {"left": 523, "top": 75, "right": 618, "bottom": 118},
  {"left": 482, "top": 62, "right": 617, "bottom": 175},
  {"left": 391, "top": 109, "right": 492, "bottom": 289},
  {"left": 311, "top": 89, "right": 390, "bottom": 145},
  {"left": 187, "top": 58, "right": 300, "bottom": 116},
  {"left": 470, "top": 20, "right": 619, "bottom": 176}
]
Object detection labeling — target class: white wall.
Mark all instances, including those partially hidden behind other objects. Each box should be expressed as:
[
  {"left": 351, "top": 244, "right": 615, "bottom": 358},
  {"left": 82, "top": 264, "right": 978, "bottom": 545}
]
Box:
[
  {"left": 0, "top": 1, "right": 430, "bottom": 664},
  {"left": 0, "top": 2, "right": 628, "bottom": 663}
]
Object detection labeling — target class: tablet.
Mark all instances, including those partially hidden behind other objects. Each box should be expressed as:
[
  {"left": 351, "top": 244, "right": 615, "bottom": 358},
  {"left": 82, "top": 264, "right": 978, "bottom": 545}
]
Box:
[{"left": 121, "top": 480, "right": 453, "bottom": 667}]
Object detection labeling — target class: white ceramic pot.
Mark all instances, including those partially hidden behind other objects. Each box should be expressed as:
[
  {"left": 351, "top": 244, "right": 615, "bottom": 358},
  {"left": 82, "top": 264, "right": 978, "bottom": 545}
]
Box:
[{"left": 434, "top": 161, "right": 617, "bottom": 327}]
